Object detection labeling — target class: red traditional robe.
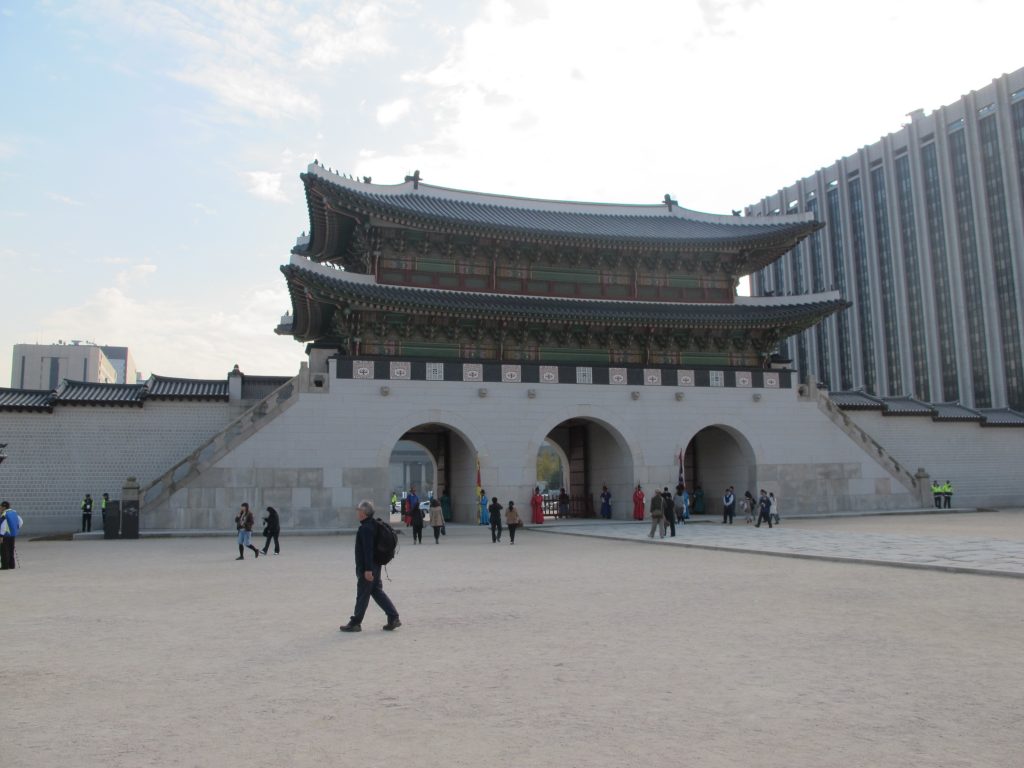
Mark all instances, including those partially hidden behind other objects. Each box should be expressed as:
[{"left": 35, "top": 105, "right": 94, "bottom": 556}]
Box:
[
  {"left": 632, "top": 487, "right": 645, "bottom": 520},
  {"left": 530, "top": 491, "right": 544, "bottom": 524}
]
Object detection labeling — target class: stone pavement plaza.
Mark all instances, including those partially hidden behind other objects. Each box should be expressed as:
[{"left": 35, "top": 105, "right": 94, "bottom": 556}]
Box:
[{"left": 5, "top": 511, "right": 1024, "bottom": 767}]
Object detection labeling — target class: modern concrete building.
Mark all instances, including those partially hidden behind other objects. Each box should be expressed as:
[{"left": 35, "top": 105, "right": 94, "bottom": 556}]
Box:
[
  {"left": 746, "top": 66, "right": 1024, "bottom": 412},
  {"left": 10, "top": 342, "right": 139, "bottom": 389}
]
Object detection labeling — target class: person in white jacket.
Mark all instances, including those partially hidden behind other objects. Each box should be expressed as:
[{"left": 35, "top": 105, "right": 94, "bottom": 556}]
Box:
[{"left": 769, "top": 493, "right": 780, "bottom": 526}]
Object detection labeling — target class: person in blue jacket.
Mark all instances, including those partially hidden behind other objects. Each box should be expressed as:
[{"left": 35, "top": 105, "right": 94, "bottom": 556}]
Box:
[{"left": 1, "top": 501, "right": 23, "bottom": 570}]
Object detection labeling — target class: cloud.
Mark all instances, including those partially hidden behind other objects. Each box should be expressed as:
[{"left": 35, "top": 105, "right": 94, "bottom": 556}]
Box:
[
  {"left": 377, "top": 98, "right": 411, "bottom": 126},
  {"left": 38, "top": 282, "right": 306, "bottom": 379},
  {"left": 193, "top": 202, "right": 217, "bottom": 215},
  {"left": 114, "top": 263, "right": 158, "bottom": 289},
  {"left": 0, "top": 140, "right": 16, "bottom": 160},
  {"left": 245, "top": 171, "right": 289, "bottom": 202},
  {"left": 49, "top": 192, "right": 85, "bottom": 207},
  {"left": 75, "top": 1, "right": 401, "bottom": 120}
]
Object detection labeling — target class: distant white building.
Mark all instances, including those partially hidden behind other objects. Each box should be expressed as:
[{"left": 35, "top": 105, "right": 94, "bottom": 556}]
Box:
[{"left": 11, "top": 341, "right": 138, "bottom": 388}]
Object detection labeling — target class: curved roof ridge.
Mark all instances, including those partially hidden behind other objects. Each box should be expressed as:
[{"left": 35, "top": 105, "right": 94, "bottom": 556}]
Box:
[{"left": 306, "top": 163, "right": 817, "bottom": 226}]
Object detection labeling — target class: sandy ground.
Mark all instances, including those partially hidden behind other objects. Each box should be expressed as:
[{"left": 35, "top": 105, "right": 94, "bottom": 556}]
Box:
[{"left": 4, "top": 514, "right": 1024, "bottom": 768}]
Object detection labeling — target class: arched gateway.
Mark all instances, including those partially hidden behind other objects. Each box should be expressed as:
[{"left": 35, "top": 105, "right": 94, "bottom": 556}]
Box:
[{"left": 272, "top": 162, "right": 847, "bottom": 524}]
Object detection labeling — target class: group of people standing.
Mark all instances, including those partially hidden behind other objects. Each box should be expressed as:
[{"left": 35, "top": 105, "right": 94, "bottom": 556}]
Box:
[
  {"left": 930, "top": 480, "right": 955, "bottom": 509},
  {"left": 79, "top": 492, "right": 110, "bottom": 533},
  {"left": 731, "top": 489, "right": 779, "bottom": 527}
]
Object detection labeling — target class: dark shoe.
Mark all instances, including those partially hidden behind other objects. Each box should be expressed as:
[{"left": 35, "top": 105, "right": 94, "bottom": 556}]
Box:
[
  {"left": 254, "top": 550, "right": 259, "bottom": 559},
  {"left": 339, "top": 622, "right": 362, "bottom": 632},
  {"left": 235, "top": 556, "right": 244, "bottom": 560},
  {"left": 383, "top": 618, "right": 402, "bottom": 631}
]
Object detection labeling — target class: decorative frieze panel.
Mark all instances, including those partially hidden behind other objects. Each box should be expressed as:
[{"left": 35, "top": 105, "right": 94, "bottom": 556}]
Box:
[{"left": 335, "top": 358, "right": 792, "bottom": 391}]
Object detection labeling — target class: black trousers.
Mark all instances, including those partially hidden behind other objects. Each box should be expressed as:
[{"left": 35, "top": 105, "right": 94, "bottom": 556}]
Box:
[
  {"left": 0, "top": 536, "right": 15, "bottom": 569},
  {"left": 350, "top": 568, "right": 398, "bottom": 625},
  {"left": 756, "top": 510, "right": 773, "bottom": 528},
  {"left": 262, "top": 531, "right": 280, "bottom": 554},
  {"left": 433, "top": 525, "right": 442, "bottom": 542},
  {"left": 491, "top": 519, "right": 503, "bottom": 542},
  {"left": 82, "top": 513, "right": 92, "bottom": 532},
  {"left": 723, "top": 507, "right": 734, "bottom": 523},
  {"left": 666, "top": 513, "right": 676, "bottom": 537},
  {"left": 412, "top": 524, "right": 423, "bottom": 543}
]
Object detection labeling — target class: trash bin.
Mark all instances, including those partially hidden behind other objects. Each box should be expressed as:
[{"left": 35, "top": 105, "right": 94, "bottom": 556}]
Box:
[
  {"left": 120, "top": 500, "right": 140, "bottom": 539},
  {"left": 102, "top": 500, "right": 121, "bottom": 539}
]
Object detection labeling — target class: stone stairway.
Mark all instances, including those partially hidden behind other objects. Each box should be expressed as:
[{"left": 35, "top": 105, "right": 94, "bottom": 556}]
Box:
[
  {"left": 140, "top": 375, "right": 302, "bottom": 519},
  {"left": 814, "top": 387, "right": 930, "bottom": 506}
]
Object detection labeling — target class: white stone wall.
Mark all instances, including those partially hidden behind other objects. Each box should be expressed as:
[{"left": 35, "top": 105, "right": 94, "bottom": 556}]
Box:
[
  {"left": 199, "top": 376, "right": 921, "bottom": 528},
  {"left": 839, "top": 411, "right": 1024, "bottom": 508},
  {"left": 0, "top": 401, "right": 238, "bottom": 533}
]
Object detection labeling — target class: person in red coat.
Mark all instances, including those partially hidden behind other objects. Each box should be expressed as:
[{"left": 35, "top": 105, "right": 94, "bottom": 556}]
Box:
[
  {"left": 530, "top": 487, "right": 545, "bottom": 524},
  {"left": 632, "top": 484, "right": 645, "bottom": 520}
]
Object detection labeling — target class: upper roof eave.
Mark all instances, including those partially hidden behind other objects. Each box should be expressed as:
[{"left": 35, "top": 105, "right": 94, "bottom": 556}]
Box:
[{"left": 302, "top": 164, "right": 821, "bottom": 249}]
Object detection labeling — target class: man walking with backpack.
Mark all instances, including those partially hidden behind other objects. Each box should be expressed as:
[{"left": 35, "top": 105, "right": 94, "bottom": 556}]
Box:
[{"left": 340, "top": 500, "right": 401, "bottom": 633}]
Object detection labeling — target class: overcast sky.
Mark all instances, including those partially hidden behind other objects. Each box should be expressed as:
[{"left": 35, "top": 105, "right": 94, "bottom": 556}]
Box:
[{"left": 2, "top": 0, "right": 1022, "bottom": 385}]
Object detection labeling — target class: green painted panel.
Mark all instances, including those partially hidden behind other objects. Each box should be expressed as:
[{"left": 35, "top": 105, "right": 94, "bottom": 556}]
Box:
[
  {"left": 401, "top": 341, "right": 460, "bottom": 358},
  {"left": 538, "top": 348, "right": 611, "bottom": 363}
]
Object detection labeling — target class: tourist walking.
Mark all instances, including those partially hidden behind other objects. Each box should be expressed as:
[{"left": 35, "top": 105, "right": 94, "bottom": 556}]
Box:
[
  {"left": 530, "top": 487, "right": 545, "bottom": 524},
  {"left": 600, "top": 484, "right": 612, "bottom": 519},
  {"left": 769, "top": 493, "right": 780, "bottom": 526},
  {"left": 339, "top": 500, "right": 400, "bottom": 633},
  {"left": 81, "top": 493, "right": 93, "bottom": 533},
  {"left": 662, "top": 488, "right": 676, "bottom": 537},
  {"left": 722, "top": 487, "right": 735, "bottom": 524},
  {"left": 488, "top": 497, "right": 504, "bottom": 542},
  {"left": 261, "top": 505, "right": 281, "bottom": 555},
  {"left": 409, "top": 496, "right": 424, "bottom": 544},
  {"left": 506, "top": 500, "right": 521, "bottom": 544},
  {"left": 235, "top": 502, "right": 260, "bottom": 559},
  {"left": 632, "top": 484, "right": 645, "bottom": 521},
  {"left": 429, "top": 498, "right": 444, "bottom": 543},
  {"left": 648, "top": 491, "right": 665, "bottom": 539},
  {"left": 1, "top": 501, "right": 23, "bottom": 570},
  {"left": 755, "top": 490, "right": 773, "bottom": 528}
]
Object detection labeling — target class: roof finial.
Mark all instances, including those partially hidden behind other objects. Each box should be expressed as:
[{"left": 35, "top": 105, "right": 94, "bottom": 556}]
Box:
[
  {"left": 663, "top": 194, "right": 676, "bottom": 212},
  {"left": 405, "top": 170, "right": 422, "bottom": 189}
]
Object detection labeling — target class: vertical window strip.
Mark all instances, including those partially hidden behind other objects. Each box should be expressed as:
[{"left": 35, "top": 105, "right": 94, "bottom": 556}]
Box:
[
  {"left": 827, "top": 188, "right": 854, "bottom": 389},
  {"left": 920, "top": 143, "right": 960, "bottom": 402},
  {"left": 948, "top": 129, "right": 992, "bottom": 407},
  {"left": 848, "top": 177, "right": 877, "bottom": 393},
  {"left": 894, "top": 154, "right": 930, "bottom": 400},
  {"left": 870, "top": 167, "right": 903, "bottom": 394}
]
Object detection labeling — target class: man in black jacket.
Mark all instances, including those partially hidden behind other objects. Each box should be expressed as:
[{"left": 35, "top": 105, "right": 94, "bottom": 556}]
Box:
[{"left": 340, "top": 500, "right": 401, "bottom": 633}]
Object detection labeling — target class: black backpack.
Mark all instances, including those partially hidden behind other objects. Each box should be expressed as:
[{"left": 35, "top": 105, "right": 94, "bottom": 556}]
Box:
[{"left": 372, "top": 517, "right": 399, "bottom": 566}]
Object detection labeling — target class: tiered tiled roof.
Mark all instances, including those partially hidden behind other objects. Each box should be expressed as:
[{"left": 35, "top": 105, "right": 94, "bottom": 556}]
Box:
[
  {"left": 281, "top": 260, "right": 848, "bottom": 339},
  {"left": 299, "top": 164, "right": 822, "bottom": 270},
  {"left": 930, "top": 402, "right": 984, "bottom": 423},
  {"left": 879, "top": 396, "right": 935, "bottom": 416}
]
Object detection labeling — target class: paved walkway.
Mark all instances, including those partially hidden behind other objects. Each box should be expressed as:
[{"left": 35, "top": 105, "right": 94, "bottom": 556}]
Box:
[{"left": 527, "top": 510, "right": 1024, "bottom": 578}]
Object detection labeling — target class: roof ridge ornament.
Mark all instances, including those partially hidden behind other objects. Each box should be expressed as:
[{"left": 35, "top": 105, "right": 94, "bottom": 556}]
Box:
[
  {"left": 663, "top": 194, "right": 677, "bottom": 212},
  {"left": 405, "top": 170, "right": 422, "bottom": 189}
]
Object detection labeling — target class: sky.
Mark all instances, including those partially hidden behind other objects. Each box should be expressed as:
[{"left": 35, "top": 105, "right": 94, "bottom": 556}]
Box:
[{"left": 2, "top": 0, "right": 1022, "bottom": 386}]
